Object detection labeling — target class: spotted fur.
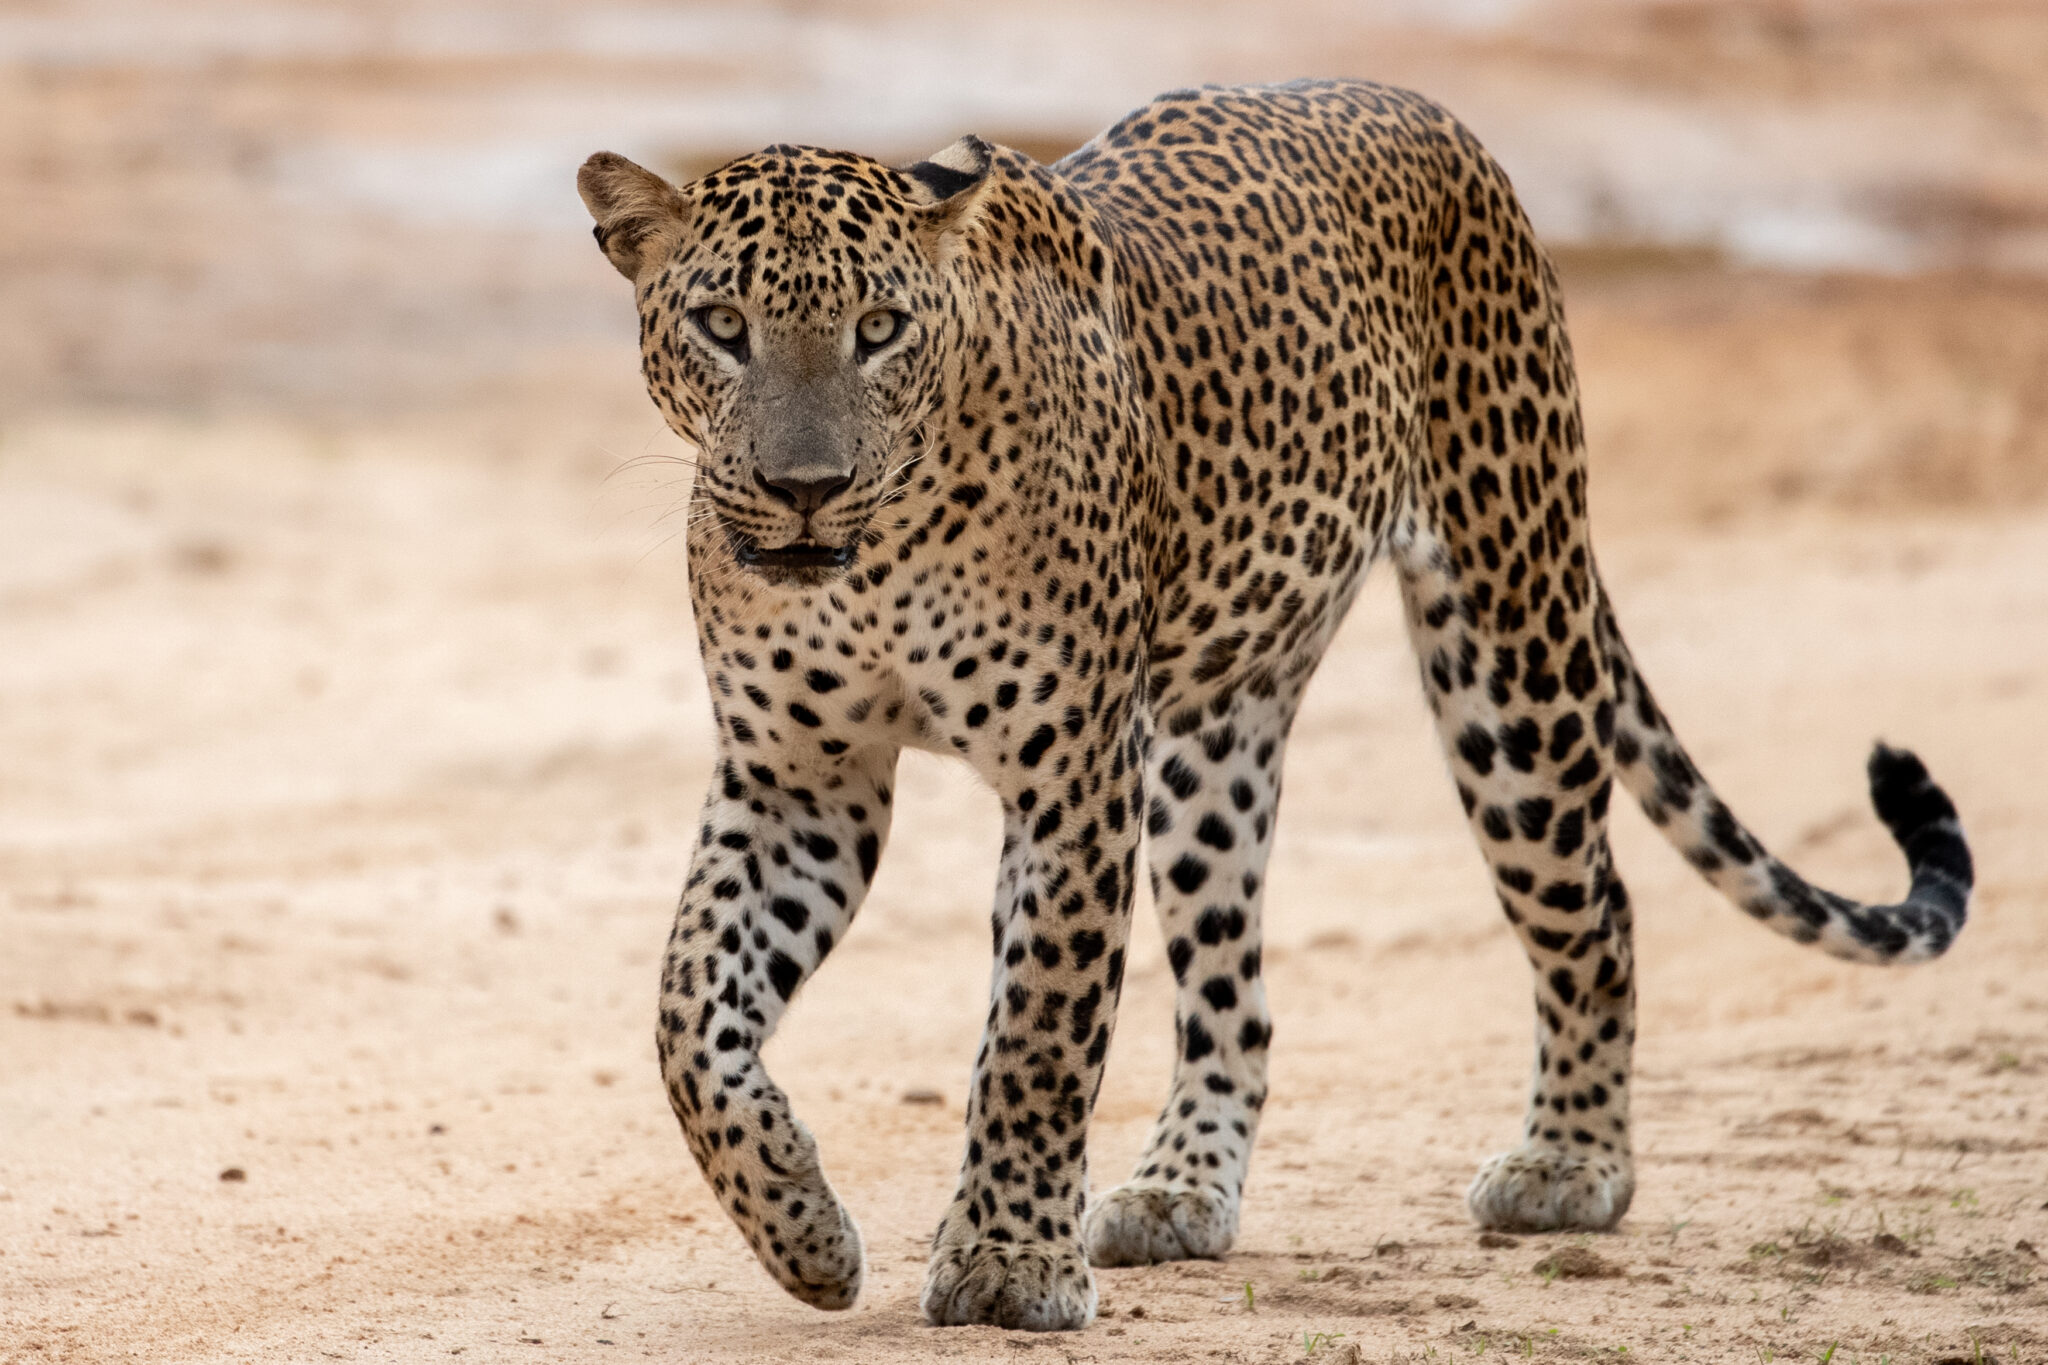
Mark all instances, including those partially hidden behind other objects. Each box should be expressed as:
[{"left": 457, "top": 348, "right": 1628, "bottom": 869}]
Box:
[{"left": 576, "top": 79, "right": 1972, "bottom": 1332}]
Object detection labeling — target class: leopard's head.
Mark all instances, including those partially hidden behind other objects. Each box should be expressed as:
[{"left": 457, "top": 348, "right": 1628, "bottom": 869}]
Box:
[{"left": 578, "top": 139, "right": 995, "bottom": 588}]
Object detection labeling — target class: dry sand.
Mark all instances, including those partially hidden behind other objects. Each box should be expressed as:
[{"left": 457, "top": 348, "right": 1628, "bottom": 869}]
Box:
[{"left": 5, "top": 264, "right": 2047, "bottom": 1362}]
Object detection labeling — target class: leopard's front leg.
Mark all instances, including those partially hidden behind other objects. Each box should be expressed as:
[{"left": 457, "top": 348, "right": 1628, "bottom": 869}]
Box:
[
  {"left": 657, "top": 741, "right": 898, "bottom": 1310},
  {"left": 920, "top": 716, "right": 1144, "bottom": 1331}
]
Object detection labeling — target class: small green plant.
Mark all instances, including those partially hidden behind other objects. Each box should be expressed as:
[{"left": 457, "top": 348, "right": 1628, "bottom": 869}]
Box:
[
  {"left": 1819, "top": 1342, "right": 1837, "bottom": 1363},
  {"left": 1302, "top": 1329, "right": 1346, "bottom": 1357},
  {"left": 1878, "top": 1204, "right": 1937, "bottom": 1245},
  {"left": 1298, "top": 1266, "right": 1323, "bottom": 1281},
  {"left": 1950, "top": 1188, "right": 1980, "bottom": 1213},
  {"left": 1241, "top": 1280, "right": 1255, "bottom": 1312}
]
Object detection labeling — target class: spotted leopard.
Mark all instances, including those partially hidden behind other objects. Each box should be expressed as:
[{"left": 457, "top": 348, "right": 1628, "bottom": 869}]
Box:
[{"left": 576, "top": 79, "right": 1973, "bottom": 1333}]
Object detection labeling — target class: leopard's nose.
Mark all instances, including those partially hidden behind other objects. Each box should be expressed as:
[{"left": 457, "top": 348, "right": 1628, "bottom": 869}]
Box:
[{"left": 755, "top": 468, "right": 852, "bottom": 515}]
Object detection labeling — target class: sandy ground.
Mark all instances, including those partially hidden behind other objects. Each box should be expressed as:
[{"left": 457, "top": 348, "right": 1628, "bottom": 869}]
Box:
[{"left": 5, "top": 258, "right": 2048, "bottom": 1364}]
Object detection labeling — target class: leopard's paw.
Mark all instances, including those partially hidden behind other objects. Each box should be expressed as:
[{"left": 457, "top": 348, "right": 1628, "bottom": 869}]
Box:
[
  {"left": 1467, "top": 1146, "right": 1632, "bottom": 1232},
  {"left": 713, "top": 1114, "right": 865, "bottom": 1310},
  {"left": 762, "top": 1194, "right": 865, "bottom": 1310},
  {"left": 921, "top": 1234, "right": 1095, "bottom": 1331},
  {"left": 1083, "top": 1184, "right": 1236, "bottom": 1266}
]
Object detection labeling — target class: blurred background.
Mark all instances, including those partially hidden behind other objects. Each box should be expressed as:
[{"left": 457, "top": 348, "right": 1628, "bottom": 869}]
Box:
[
  {"left": 9, "top": 0, "right": 2048, "bottom": 416},
  {"left": 5, "top": 3, "right": 2046, "bottom": 1361}
]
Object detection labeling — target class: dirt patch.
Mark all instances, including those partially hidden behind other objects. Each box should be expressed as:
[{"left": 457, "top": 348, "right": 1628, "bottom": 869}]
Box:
[{"left": 1532, "top": 1246, "right": 1624, "bottom": 1280}]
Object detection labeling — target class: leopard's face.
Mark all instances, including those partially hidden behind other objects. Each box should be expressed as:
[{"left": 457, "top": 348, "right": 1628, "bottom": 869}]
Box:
[{"left": 581, "top": 143, "right": 992, "bottom": 589}]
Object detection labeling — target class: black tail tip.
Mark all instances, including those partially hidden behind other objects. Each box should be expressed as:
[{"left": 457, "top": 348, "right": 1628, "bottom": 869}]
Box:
[
  {"left": 1866, "top": 741, "right": 1951, "bottom": 837},
  {"left": 1866, "top": 742, "right": 1931, "bottom": 802},
  {"left": 1866, "top": 740, "right": 1972, "bottom": 886}
]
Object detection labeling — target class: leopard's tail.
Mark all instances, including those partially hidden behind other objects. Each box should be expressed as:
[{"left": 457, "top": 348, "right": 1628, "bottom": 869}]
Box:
[{"left": 1594, "top": 569, "right": 1972, "bottom": 964}]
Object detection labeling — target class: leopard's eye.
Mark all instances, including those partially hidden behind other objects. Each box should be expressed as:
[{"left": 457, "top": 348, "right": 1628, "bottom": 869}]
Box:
[
  {"left": 698, "top": 305, "right": 746, "bottom": 346},
  {"left": 856, "top": 309, "right": 902, "bottom": 351}
]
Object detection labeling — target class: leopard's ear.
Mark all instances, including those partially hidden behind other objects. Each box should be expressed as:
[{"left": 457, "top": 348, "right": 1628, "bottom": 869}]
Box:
[
  {"left": 905, "top": 135, "right": 995, "bottom": 265},
  {"left": 577, "top": 152, "right": 693, "bottom": 281}
]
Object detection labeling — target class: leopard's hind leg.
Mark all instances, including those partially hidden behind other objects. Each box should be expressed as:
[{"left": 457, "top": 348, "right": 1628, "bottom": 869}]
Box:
[
  {"left": 1084, "top": 679, "right": 1307, "bottom": 1266},
  {"left": 1395, "top": 505, "right": 1636, "bottom": 1231},
  {"left": 1384, "top": 118, "right": 1643, "bottom": 1230}
]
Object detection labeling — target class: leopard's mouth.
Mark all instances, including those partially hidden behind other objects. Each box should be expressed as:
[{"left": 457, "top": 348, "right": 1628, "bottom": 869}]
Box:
[{"left": 724, "top": 526, "right": 858, "bottom": 585}]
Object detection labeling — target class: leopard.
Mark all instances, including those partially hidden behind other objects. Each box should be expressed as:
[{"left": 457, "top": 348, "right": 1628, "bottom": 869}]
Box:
[{"left": 575, "top": 79, "right": 1973, "bottom": 1333}]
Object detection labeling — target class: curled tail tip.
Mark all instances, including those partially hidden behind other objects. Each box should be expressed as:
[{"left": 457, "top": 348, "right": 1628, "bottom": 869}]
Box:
[
  {"left": 1867, "top": 740, "right": 1934, "bottom": 803},
  {"left": 1865, "top": 741, "right": 1964, "bottom": 856},
  {"left": 1861, "top": 739, "right": 1974, "bottom": 961}
]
